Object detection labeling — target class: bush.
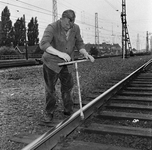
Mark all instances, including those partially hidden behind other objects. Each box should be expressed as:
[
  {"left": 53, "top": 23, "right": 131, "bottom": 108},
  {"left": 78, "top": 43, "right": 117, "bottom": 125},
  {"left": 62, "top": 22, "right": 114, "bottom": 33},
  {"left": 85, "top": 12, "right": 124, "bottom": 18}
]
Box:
[
  {"left": 90, "top": 46, "right": 99, "bottom": 57},
  {"left": 0, "top": 46, "right": 19, "bottom": 55},
  {"left": 34, "top": 45, "right": 44, "bottom": 54}
]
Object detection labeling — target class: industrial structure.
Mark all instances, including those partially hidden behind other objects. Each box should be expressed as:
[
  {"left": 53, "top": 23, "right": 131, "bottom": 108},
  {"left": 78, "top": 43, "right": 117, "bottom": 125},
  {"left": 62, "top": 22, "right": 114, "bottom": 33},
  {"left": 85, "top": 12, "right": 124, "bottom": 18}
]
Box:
[
  {"left": 52, "top": 0, "right": 58, "bottom": 22},
  {"left": 95, "top": 13, "right": 100, "bottom": 52},
  {"left": 136, "top": 34, "right": 140, "bottom": 51},
  {"left": 121, "top": 0, "right": 132, "bottom": 58},
  {"left": 94, "top": 0, "right": 133, "bottom": 58},
  {"left": 146, "top": 31, "right": 149, "bottom": 52}
]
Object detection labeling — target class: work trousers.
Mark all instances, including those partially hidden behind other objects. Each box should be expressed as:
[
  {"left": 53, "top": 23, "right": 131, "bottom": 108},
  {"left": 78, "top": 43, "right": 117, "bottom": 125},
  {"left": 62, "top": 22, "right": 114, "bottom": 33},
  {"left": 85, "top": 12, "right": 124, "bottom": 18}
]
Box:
[{"left": 43, "top": 64, "right": 74, "bottom": 114}]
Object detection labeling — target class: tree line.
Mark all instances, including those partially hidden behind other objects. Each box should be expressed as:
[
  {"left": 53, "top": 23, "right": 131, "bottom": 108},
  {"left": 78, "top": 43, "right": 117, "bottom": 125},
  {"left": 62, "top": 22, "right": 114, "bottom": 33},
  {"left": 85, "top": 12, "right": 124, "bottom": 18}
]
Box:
[{"left": 0, "top": 6, "right": 39, "bottom": 47}]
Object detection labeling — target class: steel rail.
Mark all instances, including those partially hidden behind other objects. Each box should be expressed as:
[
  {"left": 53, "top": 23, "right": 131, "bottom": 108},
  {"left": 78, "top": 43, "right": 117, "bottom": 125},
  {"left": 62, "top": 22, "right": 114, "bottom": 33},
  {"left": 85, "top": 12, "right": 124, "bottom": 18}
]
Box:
[
  {"left": 143, "top": 58, "right": 152, "bottom": 71},
  {"left": 22, "top": 58, "right": 152, "bottom": 150},
  {"left": 0, "top": 59, "right": 41, "bottom": 69}
]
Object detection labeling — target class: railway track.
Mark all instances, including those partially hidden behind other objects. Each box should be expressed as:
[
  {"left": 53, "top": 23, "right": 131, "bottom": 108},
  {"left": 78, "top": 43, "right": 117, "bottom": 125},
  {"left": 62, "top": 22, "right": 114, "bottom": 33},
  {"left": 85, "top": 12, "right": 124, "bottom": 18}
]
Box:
[
  {"left": 0, "top": 55, "right": 120, "bottom": 69},
  {"left": 12, "top": 58, "right": 152, "bottom": 150},
  {"left": 0, "top": 53, "right": 149, "bottom": 69},
  {"left": 0, "top": 59, "right": 42, "bottom": 69}
]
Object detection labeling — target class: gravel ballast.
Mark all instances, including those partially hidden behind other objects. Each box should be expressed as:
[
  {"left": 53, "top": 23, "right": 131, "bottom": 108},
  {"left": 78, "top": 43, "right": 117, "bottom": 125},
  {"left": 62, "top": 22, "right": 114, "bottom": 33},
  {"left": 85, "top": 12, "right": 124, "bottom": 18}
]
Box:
[{"left": 0, "top": 55, "right": 152, "bottom": 150}]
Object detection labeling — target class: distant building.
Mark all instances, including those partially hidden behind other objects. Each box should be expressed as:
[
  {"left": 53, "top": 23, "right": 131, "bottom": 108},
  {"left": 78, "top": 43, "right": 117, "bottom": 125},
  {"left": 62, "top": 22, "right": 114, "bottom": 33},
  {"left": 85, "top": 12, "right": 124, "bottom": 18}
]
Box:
[
  {"left": 99, "top": 43, "right": 121, "bottom": 55},
  {"left": 15, "top": 45, "right": 38, "bottom": 54},
  {"left": 15, "top": 44, "right": 42, "bottom": 58},
  {"left": 111, "top": 43, "right": 122, "bottom": 55}
]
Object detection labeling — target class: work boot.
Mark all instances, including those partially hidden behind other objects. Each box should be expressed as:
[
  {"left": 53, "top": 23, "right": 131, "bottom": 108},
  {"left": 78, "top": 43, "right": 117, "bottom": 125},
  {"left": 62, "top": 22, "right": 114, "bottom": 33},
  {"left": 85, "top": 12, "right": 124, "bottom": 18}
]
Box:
[
  {"left": 63, "top": 110, "right": 73, "bottom": 116},
  {"left": 44, "top": 110, "right": 54, "bottom": 121}
]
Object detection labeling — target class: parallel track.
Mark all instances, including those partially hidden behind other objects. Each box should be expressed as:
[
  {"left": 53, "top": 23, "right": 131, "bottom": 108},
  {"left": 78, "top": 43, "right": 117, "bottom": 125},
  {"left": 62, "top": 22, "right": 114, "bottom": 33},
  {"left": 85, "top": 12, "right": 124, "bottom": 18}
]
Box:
[
  {"left": 0, "top": 53, "right": 150, "bottom": 69},
  {"left": 20, "top": 59, "right": 152, "bottom": 150},
  {"left": 0, "top": 59, "right": 42, "bottom": 69},
  {"left": 0, "top": 55, "right": 120, "bottom": 69}
]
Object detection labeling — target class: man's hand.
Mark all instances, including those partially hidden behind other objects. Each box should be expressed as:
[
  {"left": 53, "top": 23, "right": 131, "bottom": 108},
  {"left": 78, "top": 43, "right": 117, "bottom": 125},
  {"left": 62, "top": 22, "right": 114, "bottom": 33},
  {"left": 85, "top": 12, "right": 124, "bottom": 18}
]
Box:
[
  {"left": 58, "top": 52, "right": 71, "bottom": 62},
  {"left": 83, "top": 53, "right": 95, "bottom": 62},
  {"left": 79, "top": 49, "right": 94, "bottom": 62},
  {"left": 46, "top": 46, "right": 71, "bottom": 62}
]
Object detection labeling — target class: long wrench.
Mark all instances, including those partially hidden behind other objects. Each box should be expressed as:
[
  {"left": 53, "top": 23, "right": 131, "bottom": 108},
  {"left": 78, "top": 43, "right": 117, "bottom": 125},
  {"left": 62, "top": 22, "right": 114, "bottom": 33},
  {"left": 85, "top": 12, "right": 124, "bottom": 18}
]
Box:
[{"left": 58, "top": 59, "right": 89, "bottom": 120}]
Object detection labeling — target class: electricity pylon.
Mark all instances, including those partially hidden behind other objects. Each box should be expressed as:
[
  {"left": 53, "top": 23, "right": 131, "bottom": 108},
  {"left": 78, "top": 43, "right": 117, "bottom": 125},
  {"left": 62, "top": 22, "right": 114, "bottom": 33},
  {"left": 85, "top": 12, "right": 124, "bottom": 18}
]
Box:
[
  {"left": 52, "top": 0, "right": 58, "bottom": 22},
  {"left": 95, "top": 13, "right": 100, "bottom": 54},
  {"left": 121, "top": 0, "right": 132, "bottom": 58}
]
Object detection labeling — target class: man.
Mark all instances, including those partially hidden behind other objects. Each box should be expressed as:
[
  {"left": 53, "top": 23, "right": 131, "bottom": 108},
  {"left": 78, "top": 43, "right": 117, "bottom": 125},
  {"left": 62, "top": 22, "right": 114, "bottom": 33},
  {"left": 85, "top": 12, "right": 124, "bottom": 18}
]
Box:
[{"left": 40, "top": 9, "right": 94, "bottom": 120}]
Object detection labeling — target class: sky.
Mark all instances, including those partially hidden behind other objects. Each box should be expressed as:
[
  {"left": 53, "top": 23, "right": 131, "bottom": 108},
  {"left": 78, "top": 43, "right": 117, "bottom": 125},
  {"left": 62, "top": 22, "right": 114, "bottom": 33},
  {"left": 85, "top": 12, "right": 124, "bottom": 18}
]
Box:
[{"left": 0, "top": 0, "right": 152, "bottom": 50}]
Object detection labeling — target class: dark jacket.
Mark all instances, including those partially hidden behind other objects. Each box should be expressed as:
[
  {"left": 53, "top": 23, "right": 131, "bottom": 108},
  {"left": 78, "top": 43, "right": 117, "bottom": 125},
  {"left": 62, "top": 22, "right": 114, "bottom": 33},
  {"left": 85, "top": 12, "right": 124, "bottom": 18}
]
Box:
[{"left": 39, "top": 20, "right": 85, "bottom": 73}]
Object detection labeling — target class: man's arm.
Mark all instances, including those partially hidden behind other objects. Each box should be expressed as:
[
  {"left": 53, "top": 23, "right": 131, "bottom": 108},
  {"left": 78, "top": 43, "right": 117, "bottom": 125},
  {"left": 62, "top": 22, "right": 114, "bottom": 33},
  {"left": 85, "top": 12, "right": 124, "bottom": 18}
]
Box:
[
  {"left": 40, "top": 25, "right": 71, "bottom": 62},
  {"left": 46, "top": 46, "right": 71, "bottom": 62},
  {"left": 74, "top": 25, "right": 94, "bottom": 62}
]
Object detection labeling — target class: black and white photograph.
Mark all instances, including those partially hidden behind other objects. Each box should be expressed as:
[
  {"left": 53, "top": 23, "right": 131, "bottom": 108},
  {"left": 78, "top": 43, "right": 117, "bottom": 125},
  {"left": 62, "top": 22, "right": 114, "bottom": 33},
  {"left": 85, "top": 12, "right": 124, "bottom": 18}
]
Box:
[{"left": 0, "top": 0, "right": 152, "bottom": 150}]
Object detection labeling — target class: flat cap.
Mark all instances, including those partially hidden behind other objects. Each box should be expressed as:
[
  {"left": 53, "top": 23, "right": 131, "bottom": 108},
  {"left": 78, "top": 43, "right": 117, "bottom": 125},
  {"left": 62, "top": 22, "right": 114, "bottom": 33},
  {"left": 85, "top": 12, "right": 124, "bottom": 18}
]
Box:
[{"left": 62, "top": 9, "right": 76, "bottom": 22}]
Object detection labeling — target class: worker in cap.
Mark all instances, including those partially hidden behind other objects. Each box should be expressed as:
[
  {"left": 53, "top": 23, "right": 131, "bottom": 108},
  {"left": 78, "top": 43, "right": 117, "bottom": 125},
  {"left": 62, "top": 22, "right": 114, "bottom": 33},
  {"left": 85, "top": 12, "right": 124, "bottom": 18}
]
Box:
[{"left": 40, "top": 9, "right": 94, "bottom": 120}]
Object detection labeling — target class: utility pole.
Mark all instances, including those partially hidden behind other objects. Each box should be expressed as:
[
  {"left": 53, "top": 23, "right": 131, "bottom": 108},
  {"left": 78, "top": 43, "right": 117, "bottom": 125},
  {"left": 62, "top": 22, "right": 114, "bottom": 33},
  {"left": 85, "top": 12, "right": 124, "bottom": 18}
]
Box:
[
  {"left": 121, "top": 0, "right": 132, "bottom": 58},
  {"left": 146, "top": 31, "right": 149, "bottom": 52},
  {"left": 121, "top": 0, "right": 127, "bottom": 59},
  {"left": 111, "top": 24, "right": 114, "bottom": 44},
  {"left": 52, "top": 0, "right": 58, "bottom": 22},
  {"left": 150, "top": 36, "right": 152, "bottom": 53},
  {"left": 136, "top": 34, "right": 140, "bottom": 51},
  {"left": 23, "top": 14, "right": 28, "bottom": 60},
  {"left": 95, "top": 13, "right": 100, "bottom": 55}
]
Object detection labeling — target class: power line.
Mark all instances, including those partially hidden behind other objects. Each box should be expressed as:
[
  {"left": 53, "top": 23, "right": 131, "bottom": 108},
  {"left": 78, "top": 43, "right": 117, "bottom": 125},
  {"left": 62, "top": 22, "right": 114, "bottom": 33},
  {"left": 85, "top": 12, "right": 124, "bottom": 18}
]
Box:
[
  {"left": 0, "top": 0, "right": 123, "bottom": 44},
  {"left": 59, "top": 0, "right": 121, "bottom": 25},
  {"left": 0, "top": 1, "right": 118, "bottom": 35},
  {"left": 0, "top": 1, "right": 52, "bottom": 16},
  {"left": 104, "top": 0, "right": 120, "bottom": 12},
  {"left": 0, "top": 0, "right": 121, "bottom": 32},
  {"left": 0, "top": 0, "right": 54, "bottom": 30},
  {"left": 15, "top": 0, "right": 53, "bottom": 13}
]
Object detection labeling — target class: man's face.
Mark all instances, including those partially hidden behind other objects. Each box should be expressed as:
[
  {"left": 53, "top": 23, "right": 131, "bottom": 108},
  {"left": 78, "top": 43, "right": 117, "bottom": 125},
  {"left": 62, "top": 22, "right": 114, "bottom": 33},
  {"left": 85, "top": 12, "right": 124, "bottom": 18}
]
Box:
[{"left": 61, "top": 17, "right": 74, "bottom": 31}]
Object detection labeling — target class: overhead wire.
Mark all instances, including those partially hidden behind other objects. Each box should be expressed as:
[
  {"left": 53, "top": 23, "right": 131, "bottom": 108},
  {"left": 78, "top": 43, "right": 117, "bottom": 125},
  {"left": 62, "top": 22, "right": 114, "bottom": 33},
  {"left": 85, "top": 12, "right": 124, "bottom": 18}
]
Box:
[
  {"left": 104, "top": 0, "right": 120, "bottom": 12},
  {"left": 0, "top": 1, "right": 52, "bottom": 16},
  {"left": 2, "top": 0, "right": 117, "bottom": 34},
  {"left": 58, "top": 0, "right": 122, "bottom": 40},
  {"left": 0, "top": 1, "right": 52, "bottom": 28},
  {"left": 15, "top": 0, "right": 53, "bottom": 14},
  {"left": 0, "top": 0, "right": 123, "bottom": 43}
]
